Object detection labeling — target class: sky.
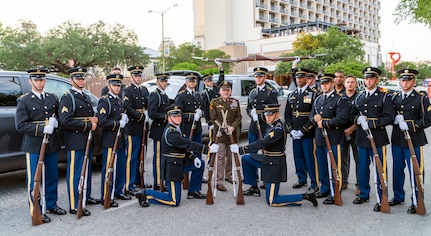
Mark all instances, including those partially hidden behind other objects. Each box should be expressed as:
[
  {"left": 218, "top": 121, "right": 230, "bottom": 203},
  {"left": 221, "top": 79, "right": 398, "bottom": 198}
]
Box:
[{"left": 0, "top": 0, "right": 430, "bottom": 62}]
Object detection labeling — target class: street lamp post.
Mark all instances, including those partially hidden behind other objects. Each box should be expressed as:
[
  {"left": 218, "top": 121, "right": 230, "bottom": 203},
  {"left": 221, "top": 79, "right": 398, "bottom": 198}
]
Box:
[{"left": 148, "top": 3, "right": 178, "bottom": 73}]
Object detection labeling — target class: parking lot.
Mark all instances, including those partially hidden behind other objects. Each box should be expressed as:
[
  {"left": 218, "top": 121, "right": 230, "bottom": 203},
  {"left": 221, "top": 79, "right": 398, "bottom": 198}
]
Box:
[{"left": 0, "top": 131, "right": 430, "bottom": 235}]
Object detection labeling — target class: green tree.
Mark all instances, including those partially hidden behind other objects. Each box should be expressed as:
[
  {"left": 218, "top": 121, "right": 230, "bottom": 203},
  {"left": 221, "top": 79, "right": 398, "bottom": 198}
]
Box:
[
  {"left": 167, "top": 43, "right": 231, "bottom": 74},
  {"left": 395, "top": 0, "right": 431, "bottom": 27},
  {"left": 276, "top": 27, "right": 365, "bottom": 77},
  {"left": 0, "top": 20, "right": 149, "bottom": 74}
]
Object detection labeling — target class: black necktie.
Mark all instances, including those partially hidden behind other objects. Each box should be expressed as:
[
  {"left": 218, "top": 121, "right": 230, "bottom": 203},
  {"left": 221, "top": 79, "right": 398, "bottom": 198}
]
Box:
[
  {"left": 40, "top": 93, "right": 44, "bottom": 100},
  {"left": 403, "top": 94, "right": 407, "bottom": 100},
  {"left": 324, "top": 94, "right": 327, "bottom": 100}
]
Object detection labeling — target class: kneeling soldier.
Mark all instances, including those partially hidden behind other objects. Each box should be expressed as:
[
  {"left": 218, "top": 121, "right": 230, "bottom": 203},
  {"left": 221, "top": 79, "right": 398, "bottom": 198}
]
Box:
[
  {"left": 231, "top": 104, "right": 317, "bottom": 207},
  {"left": 136, "top": 105, "right": 219, "bottom": 207}
]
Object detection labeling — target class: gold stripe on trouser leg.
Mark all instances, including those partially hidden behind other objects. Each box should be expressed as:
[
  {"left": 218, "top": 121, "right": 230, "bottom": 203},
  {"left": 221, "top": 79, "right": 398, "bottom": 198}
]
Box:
[
  {"left": 26, "top": 153, "right": 34, "bottom": 216},
  {"left": 313, "top": 140, "right": 320, "bottom": 187},
  {"left": 268, "top": 183, "right": 290, "bottom": 206},
  {"left": 69, "top": 150, "right": 76, "bottom": 210},
  {"left": 382, "top": 145, "right": 387, "bottom": 182},
  {"left": 147, "top": 181, "right": 177, "bottom": 206},
  {"left": 125, "top": 135, "right": 133, "bottom": 191},
  {"left": 156, "top": 141, "right": 161, "bottom": 186},
  {"left": 336, "top": 144, "right": 342, "bottom": 191},
  {"left": 104, "top": 148, "right": 113, "bottom": 200}
]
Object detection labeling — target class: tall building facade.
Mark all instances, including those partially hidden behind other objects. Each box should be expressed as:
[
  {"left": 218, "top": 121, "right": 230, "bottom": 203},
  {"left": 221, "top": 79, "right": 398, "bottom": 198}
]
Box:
[{"left": 193, "top": 0, "right": 381, "bottom": 74}]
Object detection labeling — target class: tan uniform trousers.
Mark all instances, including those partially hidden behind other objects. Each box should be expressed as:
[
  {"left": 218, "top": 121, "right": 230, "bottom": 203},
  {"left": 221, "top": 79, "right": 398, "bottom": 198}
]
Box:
[{"left": 216, "top": 143, "right": 233, "bottom": 185}]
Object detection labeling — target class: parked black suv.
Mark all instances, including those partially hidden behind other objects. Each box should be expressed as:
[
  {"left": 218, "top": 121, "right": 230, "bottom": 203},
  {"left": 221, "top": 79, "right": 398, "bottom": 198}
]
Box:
[{"left": 0, "top": 71, "right": 101, "bottom": 173}]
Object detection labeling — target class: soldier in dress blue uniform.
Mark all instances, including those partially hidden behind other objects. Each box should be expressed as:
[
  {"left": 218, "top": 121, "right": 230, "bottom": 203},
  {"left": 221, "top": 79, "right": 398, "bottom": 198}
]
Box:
[
  {"left": 310, "top": 74, "right": 350, "bottom": 204},
  {"left": 175, "top": 72, "right": 204, "bottom": 186},
  {"left": 306, "top": 69, "right": 321, "bottom": 93},
  {"left": 148, "top": 73, "right": 171, "bottom": 190},
  {"left": 246, "top": 67, "right": 279, "bottom": 144},
  {"left": 135, "top": 105, "right": 219, "bottom": 207},
  {"left": 59, "top": 67, "right": 99, "bottom": 216},
  {"left": 390, "top": 69, "right": 431, "bottom": 214},
  {"left": 98, "top": 74, "right": 131, "bottom": 208},
  {"left": 15, "top": 68, "right": 66, "bottom": 224},
  {"left": 122, "top": 66, "right": 151, "bottom": 194},
  {"left": 352, "top": 67, "right": 395, "bottom": 212},
  {"left": 285, "top": 69, "right": 318, "bottom": 193},
  {"left": 232, "top": 104, "right": 317, "bottom": 207}
]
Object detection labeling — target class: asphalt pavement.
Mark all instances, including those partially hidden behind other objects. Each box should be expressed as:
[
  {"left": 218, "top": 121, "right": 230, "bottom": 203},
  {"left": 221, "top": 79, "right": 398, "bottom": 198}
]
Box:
[{"left": 0, "top": 131, "right": 430, "bottom": 236}]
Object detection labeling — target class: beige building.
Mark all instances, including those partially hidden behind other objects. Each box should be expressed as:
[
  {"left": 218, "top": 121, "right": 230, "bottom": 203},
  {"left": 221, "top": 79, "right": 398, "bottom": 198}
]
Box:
[{"left": 192, "top": 0, "right": 381, "bottom": 74}]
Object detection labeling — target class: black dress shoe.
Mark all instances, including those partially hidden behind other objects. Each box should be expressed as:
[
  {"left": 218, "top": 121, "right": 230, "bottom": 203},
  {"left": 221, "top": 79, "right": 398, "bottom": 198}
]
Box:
[
  {"left": 353, "top": 197, "right": 369, "bottom": 204},
  {"left": 302, "top": 193, "right": 318, "bottom": 207},
  {"left": 86, "top": 197, "right": 101, "bottom": 205},
  {"left": 47, "top": 207, "right": 67, "bottom": 215},
  {"left": 306, "top": 187, "right": 319, "bottom": 194},
  {"left": 323, "top": 197, "right": 334, "bottom": 205},
  {"left": 315, "top": 191, "right": 329, "bottom": 198},
  {"left": 407, "top": 205, "right": 417, "bottom": 214},
  {"left": 259, "top": 182, "right": 266, "bottom": 189},
  {"left": 187, "top": 191, "right": 206, "bottom": 199},
  {"left": 42, "top": 214, "right": 51, "bottom": 223},
  {"left": 69, "top": 209, "right": 91, "bottom": 216},
  {"left": 373, "top": 203, "right": 381, "bottom": 212},
  {"left": 292, "top": 182, "right": 307, "bottom": 189},
  {"left": 135, "top": 191, "right": 150, "bottom": 207},
  {"left": 388, "top": 199, "right": 404, "bottom": 206},
  {"left": 116, "top": 194, "right": 132, "bottom": 200},
  {"left": 243, "top": 186, "right": 261, "bottom": 197},
  {"left": 110, "top": 200, "right": 119, "bottom": 207}
]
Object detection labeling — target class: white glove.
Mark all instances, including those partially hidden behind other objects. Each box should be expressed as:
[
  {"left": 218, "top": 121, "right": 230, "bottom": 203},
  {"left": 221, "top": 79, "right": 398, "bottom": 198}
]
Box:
[
  {"left": 196, "top": 108, "right": 202, "bottom": 118},
  {"left": 252, "top": 114, "right": 258, "bottom": 122},
  {"left": 119, "top": 120, "right": 126, "bottom": 128},
  {"left": 144, "top": 110, "right": 149, "bottom": 123},
  {"left": 360, "top": 120, "right": 369, "bottom": 131},
  {"left": 48, "top": 117, "right": 58, "bottom": 128},
  {"left": 230, "top": 144, "right": 239, "bottom": 154},
  {"left": 194, "top": 157, "right": 202, "bottom": 169},
  {"left": 250, "top": 108, "right": 257, "bottom": 117},
  {"left": 399, "top": 121, "right": 408, "bottom": 131},
  {"left": 297, "top": 130, "right": 304, "bottom": 137},
  {"left": 194, "top": 112, "right": 200, "bottom": 121},
  {"left": 293, "top": 56, "right": 301, "bottom": 65},
  {"left": 209, "top": 143, "right": 219, "bottom": 153},
  {"left": 357, "top": 115, "right": 366, "bottom": 125},
  {"left": 257, "top": 150, "right": 263, "bottom": 155},
  {"left": 121, "top": 113, "right": 129, "bottom": 123},
  {"left": 43, "top": 125, "right": 54, "bottom": 134},
  {"left": 290, "top": 130, "right": 298, "bottom": 137},
  {"left": 394, "top": 114, "right": 404, "bottom": 125}
]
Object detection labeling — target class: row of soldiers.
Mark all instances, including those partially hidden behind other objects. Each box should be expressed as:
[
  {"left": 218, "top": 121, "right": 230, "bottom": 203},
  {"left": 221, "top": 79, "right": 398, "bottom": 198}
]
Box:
[
  {"left": 285, "top": 57, "right": 430, "bottom": 214},
  {"left": 17, "top": 60, "right": 429, "bottom": 225}
]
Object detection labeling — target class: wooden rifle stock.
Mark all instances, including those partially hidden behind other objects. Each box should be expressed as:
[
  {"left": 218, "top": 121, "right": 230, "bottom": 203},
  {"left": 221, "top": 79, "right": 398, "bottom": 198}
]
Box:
[
  {"left": 183, "top": 120, "right": 197, "bottom": 190},
  {"left": 321, "top": 128, "right": 343, "bottom": 206},
  {"left": 404, "top": 130, "right": 426, "bottom": 215},
  {"left": 228, "top": 131, "right": 244, "bottom": 205},
  {"left": 77, "top": 130, "right": 93, "bottom": 218},
  {"left": 140, "top": 122, "right": 148, "bottom": 189},
  {"left": 365, "top": 129, "right": 390, "bottom": 213},
  {"left": 103, "top": 127, "right": 122, "bottom": 209},
  {"left": 32, "top": 133, "right": 49, "bottom": 226},
  {"left": 206, "top": 129, "right": 220, "bottom": 205}
]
